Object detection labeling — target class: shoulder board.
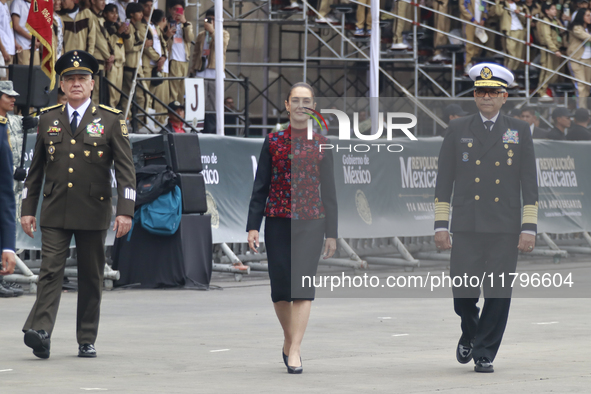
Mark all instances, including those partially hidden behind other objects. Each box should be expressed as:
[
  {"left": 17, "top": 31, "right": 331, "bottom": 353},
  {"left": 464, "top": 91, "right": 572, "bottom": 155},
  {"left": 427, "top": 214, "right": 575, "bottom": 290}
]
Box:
[
  {"left": 39, "top": 104, "right": 63, "bottom": 114},
  {"left": 0, "top": 116, "right": 6, "bottom": 124},
  {"left": 99, "top": 104, "right": 122, "bottom": 114}
]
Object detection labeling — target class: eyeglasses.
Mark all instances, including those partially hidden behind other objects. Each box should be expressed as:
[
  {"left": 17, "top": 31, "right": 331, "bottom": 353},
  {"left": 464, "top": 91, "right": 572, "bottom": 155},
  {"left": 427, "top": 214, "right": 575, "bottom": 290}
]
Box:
[{"left": 474, "top": 89, "right": 506, "bottom": 98}]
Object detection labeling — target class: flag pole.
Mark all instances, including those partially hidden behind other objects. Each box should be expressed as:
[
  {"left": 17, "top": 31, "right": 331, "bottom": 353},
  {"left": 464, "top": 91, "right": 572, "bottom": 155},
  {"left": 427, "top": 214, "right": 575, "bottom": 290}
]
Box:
[{"left": 20, "top": 37, "right": 36, "bottom": 169}]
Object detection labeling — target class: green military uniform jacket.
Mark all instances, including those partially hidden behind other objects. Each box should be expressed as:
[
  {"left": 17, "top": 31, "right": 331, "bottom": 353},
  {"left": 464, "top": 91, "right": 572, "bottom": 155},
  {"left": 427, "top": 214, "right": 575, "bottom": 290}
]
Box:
[
  {"left": 434, "top": 113, "right": 538, "bottom": 234},
  {"left": 21, "top": 102, "right": 136, "bottom": 230}
]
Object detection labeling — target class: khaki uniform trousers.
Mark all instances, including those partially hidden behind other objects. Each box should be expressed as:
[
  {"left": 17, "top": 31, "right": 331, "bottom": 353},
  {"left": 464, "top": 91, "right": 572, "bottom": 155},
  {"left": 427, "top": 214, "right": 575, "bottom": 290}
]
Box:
[
  {"left": 169, "top": 60, "right": 189, "bottom": 103},
  {"left": 505, "top": 29, "right": 526, "bottom": 71},
  {"left": 153, "top": 73, "right": 171, "bottom": 125},
  {"left": 392, "top": 0, "right": 412, "bottom": 44},
  {"left": 356, "top": 0, "right": 371, "bottom": 29},
  {"left": 463, "top": 21, "right": 482, "bottom": 68},
  {"left": 433, "top": 0, "right": 450, "bottom": 54},
  {"left": 23, "top": 227, "right": 107, "bottom": 345},
  {"left": 570, "top": 58, "right": 591, "bottom": 108},
  {"left": 17, "top": 49, "right": 40, "bottom": 66},
  {"left": 537, "top": 51, "right": 562, "bottom": 95},
  {"left": 107, "top": 62, "right": 124, "bottom": 108}
]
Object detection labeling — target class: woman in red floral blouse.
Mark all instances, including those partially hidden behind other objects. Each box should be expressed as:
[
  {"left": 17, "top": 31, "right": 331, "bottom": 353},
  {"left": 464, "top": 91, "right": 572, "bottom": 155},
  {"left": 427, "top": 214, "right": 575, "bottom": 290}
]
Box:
[{"left": 247, "top": 82, "right": 338, "bottom": 374}]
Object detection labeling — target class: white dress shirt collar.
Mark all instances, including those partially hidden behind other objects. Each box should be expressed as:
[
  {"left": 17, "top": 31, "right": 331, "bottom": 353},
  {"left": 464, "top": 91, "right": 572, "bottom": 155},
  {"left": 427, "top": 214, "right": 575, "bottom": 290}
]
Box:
[
  {"left": 479, "top": 112, "right": 500, "bottom": 125},
  {"left": 67, "top": 99, "right": 92, "bottom": 124}
]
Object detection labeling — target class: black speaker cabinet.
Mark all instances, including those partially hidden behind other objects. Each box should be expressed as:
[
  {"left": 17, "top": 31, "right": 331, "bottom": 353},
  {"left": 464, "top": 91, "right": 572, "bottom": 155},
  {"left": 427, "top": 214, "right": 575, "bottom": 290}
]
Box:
[
  {"left": 177, "top": 173, "right": 207, "bottom": 214},
  {"left": 9, "top": 65, "right": 58, "bottom": 108},
  {"left": 166, "top": 133, "right": 203, "bottom": 173},
  {"left": 180, "top": 214, "right": 212, "bottom": 288},
  {"left": 132, "top": 135, "right": 169, "bottom": 168}
]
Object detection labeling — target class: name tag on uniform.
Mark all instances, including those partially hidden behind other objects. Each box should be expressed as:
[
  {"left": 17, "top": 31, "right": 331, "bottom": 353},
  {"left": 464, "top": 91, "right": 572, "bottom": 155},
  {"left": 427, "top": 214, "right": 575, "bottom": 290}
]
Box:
[
  {"left": 47, "top": 127, "right": 61, "bottom": 136},
  {"left": 502, "top": 129, "right": 519, "bottom": 144},
  {"left": 460, "top": 138, "right": 473, "bottom": 144},
  {"left": 87, "top": 123, "right": 105, "bottom": 137}
]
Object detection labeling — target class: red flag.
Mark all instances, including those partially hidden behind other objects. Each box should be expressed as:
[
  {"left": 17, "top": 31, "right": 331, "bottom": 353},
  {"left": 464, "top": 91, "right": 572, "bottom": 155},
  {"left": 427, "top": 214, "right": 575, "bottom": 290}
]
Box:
[{"left": 25, "top": 0, "right": 55, "bottom": 90}]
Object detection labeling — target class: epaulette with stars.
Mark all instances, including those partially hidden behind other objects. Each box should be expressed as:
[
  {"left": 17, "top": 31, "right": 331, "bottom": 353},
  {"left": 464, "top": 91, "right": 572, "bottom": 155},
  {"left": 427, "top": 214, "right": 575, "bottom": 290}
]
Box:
[{"left": 99, "top": 104, "right": 122, "bottom": 114}]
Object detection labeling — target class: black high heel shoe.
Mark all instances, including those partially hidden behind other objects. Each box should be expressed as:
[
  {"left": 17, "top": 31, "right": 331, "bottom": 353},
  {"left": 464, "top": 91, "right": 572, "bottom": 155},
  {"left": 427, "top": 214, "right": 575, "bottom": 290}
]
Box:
[
  {"left": 282, "top": 348, "right": 288, "bottom": 367},
  {"left": 287, "top": 357, "right": 303, "bottom": 374}
]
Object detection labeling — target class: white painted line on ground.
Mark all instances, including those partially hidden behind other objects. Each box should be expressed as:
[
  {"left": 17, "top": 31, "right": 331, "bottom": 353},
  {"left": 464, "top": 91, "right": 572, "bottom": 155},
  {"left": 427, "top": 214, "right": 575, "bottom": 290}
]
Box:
[
  {"left": 80, "top": 389, "right": 108, "bottom": 391},
  {"left": 0, "top": 369, "right": 13, "bottom": 372},
  {"left": 534, "top": 322, "right": 559, "bottom": 325},
  {"left": 378, "top": 317, "right": 392, "bottom": 320},
  {"left": 210, "top": 349, "right": 230, "bottom": 353},
  {"left": 392, "top": 334, "right": 409, "bottom": 337}
]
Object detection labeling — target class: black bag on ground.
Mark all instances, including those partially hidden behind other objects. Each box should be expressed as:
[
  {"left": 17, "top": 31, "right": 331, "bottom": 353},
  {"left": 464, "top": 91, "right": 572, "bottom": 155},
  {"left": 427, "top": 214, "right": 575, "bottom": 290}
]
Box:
[{"left": 135, "top": 165, "right": 178, "bottom": 207}]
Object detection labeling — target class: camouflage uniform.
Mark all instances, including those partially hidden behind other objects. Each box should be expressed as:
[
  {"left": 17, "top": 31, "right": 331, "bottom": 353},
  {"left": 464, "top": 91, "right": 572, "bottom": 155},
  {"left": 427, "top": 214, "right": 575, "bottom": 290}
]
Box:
[{"left": 7, "top": 114, "right": 24, "bottom": 225}]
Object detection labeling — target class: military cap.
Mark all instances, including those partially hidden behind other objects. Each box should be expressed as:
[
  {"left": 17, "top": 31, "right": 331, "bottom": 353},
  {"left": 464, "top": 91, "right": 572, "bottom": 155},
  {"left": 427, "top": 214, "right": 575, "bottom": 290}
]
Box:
[
  {"left": 0, "top": 81, "right": 19, "bottom": 97},
  {"left": 552, "top": 107, "right": 571, "bottom": 120},
  {"left": 469, "top": 63, "right": 514, "bottom": 89},
  {"left": 168, "top": 101, "right": 184, "bottom": 111},
  {"left": 55, "top": 50, "right": 99, "bottom": 77}
]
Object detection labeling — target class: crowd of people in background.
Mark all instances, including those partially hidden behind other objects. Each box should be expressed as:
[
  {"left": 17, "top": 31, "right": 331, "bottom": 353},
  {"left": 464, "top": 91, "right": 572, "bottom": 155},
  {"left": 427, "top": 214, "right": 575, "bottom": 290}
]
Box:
[
  {"left": 284, "top": 0, "right": 591, "bottom": 105},
  {"left": 440, "top": 102, "right": 591, "bottom": 139},
  {"left": 0, "top": 0, "right": 230, "bottom": 133}
]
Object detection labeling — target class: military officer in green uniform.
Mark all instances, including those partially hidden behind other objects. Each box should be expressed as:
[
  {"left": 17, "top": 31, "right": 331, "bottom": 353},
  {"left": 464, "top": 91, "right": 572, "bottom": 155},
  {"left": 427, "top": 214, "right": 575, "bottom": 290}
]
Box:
[
  {"left": 434, "top": 63, "right": 538, "bottom": 373},
  {"left": 20, "top": 50, "right": 136, "bottom": 359}
]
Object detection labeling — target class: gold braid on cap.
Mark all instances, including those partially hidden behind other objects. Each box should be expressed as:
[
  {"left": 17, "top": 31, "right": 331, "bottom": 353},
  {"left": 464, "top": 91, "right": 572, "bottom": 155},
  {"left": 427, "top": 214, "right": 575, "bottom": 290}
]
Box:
[
  {"left": 60, "top": 67, "right": 93, "bottom": 76},
  {"left": 522, "top": 204, "right": 538, "bottom": 225}
]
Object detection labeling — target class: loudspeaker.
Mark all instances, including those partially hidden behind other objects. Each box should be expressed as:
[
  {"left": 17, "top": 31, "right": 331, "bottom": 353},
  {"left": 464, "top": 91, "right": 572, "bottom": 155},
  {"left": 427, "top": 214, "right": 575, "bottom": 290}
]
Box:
[
  {"left": 9, "top": 65, "right": 58, "bottom": 108},
  {"left": 132, "top": 135, "right": 169, "bottom": 168},
  {"left": 177, "top": 173, "right": 207, "bottom": 214},
  {"left": 180, "top": 214, "right": 212, "bottom": 288},
  {"left": 166, "top": 133, "right": 203, "bottom": 173}
]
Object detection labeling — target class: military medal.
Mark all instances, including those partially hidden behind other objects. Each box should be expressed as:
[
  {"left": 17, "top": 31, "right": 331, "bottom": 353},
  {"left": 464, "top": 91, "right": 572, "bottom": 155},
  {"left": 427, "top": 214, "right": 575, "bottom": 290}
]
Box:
[
  {"left": 84, "top": 150, "right": 90, "bottom": 157},
  {"left": 462, "top": 152, "right": 469, "bottom": 162},
  {"left": 502, "top": 129, "right": 519, "bottom": 144},
  {"left": 508, "top": 150, "right": 514, "bottom": 158},
  {"left": 86, "top": 123, "right": 104, "bottom": 137},
  {"left": 504, "top": 144, "right": 508, "bottom": 149},
  {"left": 98, "top": 151, "right": 103, "bottom": 158},
  {"left": 507, "top": 158, "right": 513, "bottom": 165},
  {"left": 48, "top": 146, "right": 55, "bottom": 154}
]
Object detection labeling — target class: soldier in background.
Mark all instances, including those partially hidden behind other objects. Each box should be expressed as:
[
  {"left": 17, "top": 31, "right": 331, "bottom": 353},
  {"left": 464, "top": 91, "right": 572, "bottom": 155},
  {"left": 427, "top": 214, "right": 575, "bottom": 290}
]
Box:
[
  {"left": 20, "top": 50, "right": 136, "bottom": 359},
  {"left": 0, "top": 81, "right": 34, "bottom": 297}
]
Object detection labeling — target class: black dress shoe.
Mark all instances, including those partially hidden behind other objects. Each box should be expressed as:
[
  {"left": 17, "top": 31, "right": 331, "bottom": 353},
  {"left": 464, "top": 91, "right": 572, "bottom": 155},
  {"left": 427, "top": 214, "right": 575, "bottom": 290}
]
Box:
[
  {"left": 474, "top": 357, "right": 494, "bottom": 373},
  {"left": 24, "top": 330, "right": 51, "bottom": 359},
  {"left": 0, "top": 282, "right": 14, "bottom": 298},
  {"left": 282, "top": 348, "right": 289, "bottom": 367},
  {"left": 78, "top": 343, "right": 97, "bottom": 358},
  {"left": 456, "top": 336, "right": 473, "bottom": 364},
  {"left": 287, "top": 358, "right": 303, "bottom": 374},
  {"left": 6, "top": 282, "right": 24, "bottom": 297}
]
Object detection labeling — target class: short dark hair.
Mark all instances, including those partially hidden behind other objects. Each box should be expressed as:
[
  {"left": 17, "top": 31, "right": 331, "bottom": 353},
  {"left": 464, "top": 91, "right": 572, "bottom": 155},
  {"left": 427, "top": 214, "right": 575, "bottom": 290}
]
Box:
[
  {"left": 574, "top": 108, "right": 590, "bottom": 122},
  {"left": 104, "top": 3, "right": 118, "bottom": 15},
  {"left": 168, "top": 0, "right": 184, "bottom": 9},
  {"left": 205, "top": 6, "right": 215, "bottom": 17},
  {"left": 138, "top": 0, "right": 153, "bottom": 6},
  {"left": 151, "top": 9, "right": 165, "bottom": 24},
  {"left": 520, "top": 107, "right": 535, "bottom": 116},
  {"left": 126, "top": 2, "right": 143, "bottom": 18}
]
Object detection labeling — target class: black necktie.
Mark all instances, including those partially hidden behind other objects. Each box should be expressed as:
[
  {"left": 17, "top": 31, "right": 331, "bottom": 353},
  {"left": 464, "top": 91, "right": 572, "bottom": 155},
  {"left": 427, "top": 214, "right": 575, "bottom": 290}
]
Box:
[
  {"left": 484, "top": 120, "right": 494, "bottom": 132},
  {"left": 71, "top": 111, "right": 79, "bottom": 132}
]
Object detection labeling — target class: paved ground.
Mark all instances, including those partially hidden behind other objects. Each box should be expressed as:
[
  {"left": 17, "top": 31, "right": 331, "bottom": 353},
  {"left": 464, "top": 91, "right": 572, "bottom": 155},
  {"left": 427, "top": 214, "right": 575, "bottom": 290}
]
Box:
[{"left": 1, "top": 259, "right": 590, "bottom": 394}]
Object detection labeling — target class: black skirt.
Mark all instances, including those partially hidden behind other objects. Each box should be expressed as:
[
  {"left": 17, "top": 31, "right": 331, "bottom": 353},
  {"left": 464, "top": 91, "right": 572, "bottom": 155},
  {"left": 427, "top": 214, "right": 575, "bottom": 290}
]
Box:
[{"left": 264, "top": 217, "right": 326, "bottom": 302}]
